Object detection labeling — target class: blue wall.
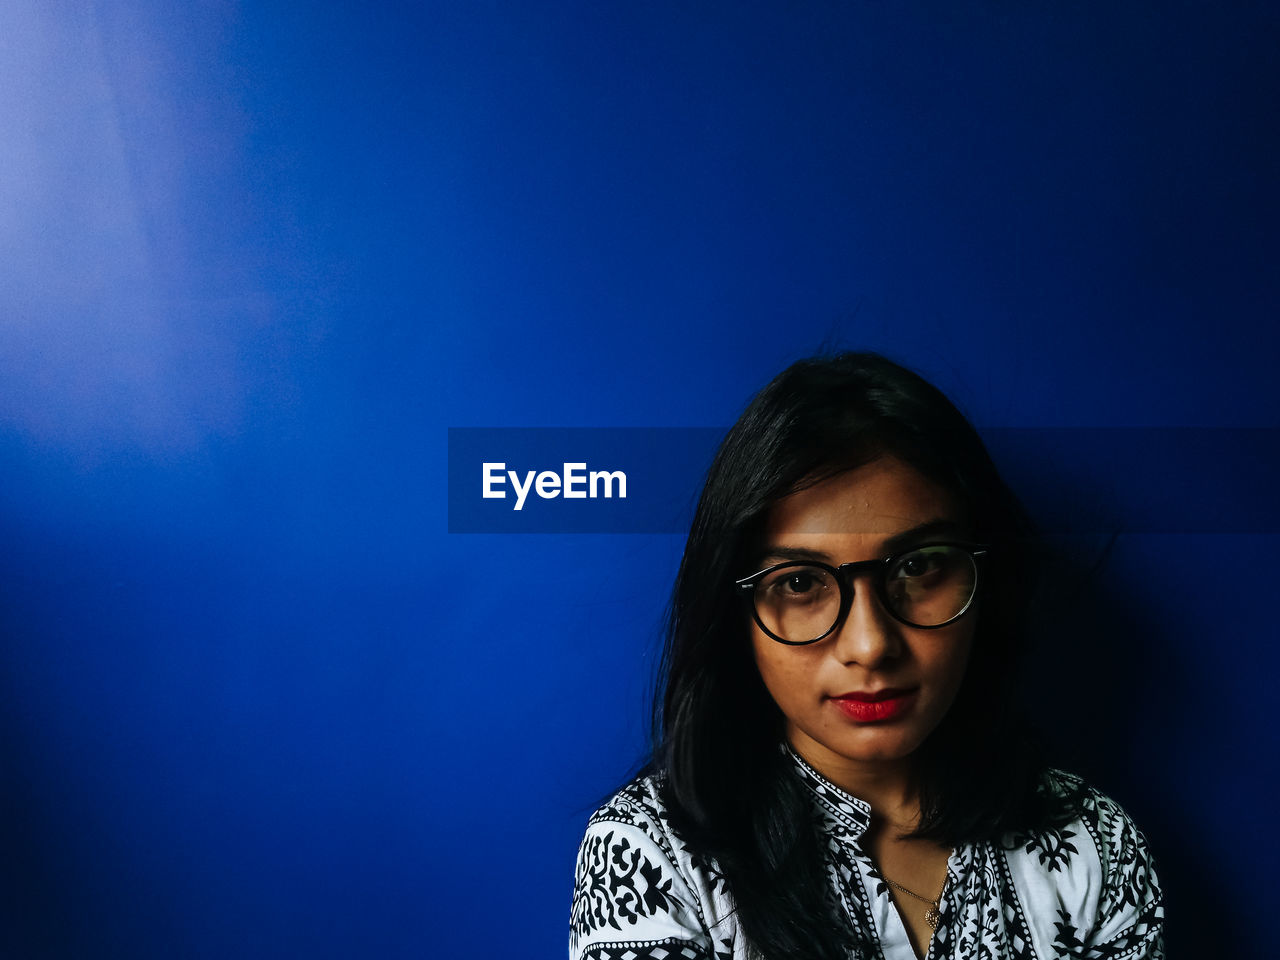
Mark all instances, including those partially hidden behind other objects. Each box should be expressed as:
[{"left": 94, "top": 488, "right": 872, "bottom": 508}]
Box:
[{"left": 1, "top": 2, "right": 1275, "bottom": 956}]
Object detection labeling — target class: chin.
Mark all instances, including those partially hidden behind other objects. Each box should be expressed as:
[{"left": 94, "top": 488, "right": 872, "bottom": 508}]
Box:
[
  {"left": 830, "top": 732, "right": 922, "bottom": 764},
  {"left": 850, "top": 744, "right": 916, "bottom": 763}
]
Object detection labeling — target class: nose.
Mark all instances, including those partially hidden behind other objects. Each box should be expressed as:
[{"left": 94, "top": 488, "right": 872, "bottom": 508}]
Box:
[{"left": 830, "top": 575, "right": 903, "bottom": 667}]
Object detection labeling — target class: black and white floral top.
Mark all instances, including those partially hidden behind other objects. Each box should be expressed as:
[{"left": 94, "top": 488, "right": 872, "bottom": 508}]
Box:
[{"left": 569, "top": 751, "right": 1164, "bottom": 959}]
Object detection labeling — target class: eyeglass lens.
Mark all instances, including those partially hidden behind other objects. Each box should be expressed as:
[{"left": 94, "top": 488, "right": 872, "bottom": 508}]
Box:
[{"left": 752, "top": 545, "right": 977, "bottom": 641}]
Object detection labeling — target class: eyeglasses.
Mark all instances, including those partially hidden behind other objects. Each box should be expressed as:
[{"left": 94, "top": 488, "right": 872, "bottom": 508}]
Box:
[{"left": 735, "top": 542, "right": 988, "bottom": 645}]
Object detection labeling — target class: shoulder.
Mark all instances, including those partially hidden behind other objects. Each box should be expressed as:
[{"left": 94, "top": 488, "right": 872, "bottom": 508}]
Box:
[
  {"left": 1025, "top": 769, "right": 1161, "bottom": 903},
  {"left": 583, "top": 772, "right": 673, "bottom": 837},
  {"left": 1002, "top": 769, "right": 1164, "bottom": 956},
  {"left": 570, "top": 774, "right": 732, "bottom": 960}
]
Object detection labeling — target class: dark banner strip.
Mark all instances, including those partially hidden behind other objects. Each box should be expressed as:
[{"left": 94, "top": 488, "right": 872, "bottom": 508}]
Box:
[{"left": 447, "top": 427, "right": 1280, "bottom": 534}]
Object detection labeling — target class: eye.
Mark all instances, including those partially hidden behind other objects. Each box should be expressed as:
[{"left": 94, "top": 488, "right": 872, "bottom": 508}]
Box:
[
  {"left": 782, "top": 572, "right": 819, "bottom": 594},
  {"left": 890, "top": 546, "right": 952, "bottom": 581},
  {"left": 899, "top": 555, "right": 935, "bottom": 577},
  {"left": 760, "top": 565, "right": 833, "bottom": 603}
]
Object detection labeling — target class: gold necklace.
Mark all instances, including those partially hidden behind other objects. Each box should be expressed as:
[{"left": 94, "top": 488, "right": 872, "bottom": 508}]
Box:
[{"left": 883, "top": 872, "right": 949, "bottom": 930}]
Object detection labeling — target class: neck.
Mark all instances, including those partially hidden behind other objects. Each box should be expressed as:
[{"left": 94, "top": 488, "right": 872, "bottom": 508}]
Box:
[{"left": 789, "top": 733, "right": 922, "bottom": 828}]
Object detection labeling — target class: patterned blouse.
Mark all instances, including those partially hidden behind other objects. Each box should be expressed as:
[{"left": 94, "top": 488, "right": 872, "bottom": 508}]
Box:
[{"left": 569, "top": 751, "right": 1164, "bottom": 959}]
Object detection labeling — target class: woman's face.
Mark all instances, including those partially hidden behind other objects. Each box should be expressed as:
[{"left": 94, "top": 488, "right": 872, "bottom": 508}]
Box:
[{"left": 749, "top": 455, "right": 976, "bottom": 778}]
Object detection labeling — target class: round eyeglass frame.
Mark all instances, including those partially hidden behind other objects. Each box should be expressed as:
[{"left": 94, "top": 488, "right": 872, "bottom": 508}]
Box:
[{"left": 734, "top": 542, "right": 990, "bottom": 645}]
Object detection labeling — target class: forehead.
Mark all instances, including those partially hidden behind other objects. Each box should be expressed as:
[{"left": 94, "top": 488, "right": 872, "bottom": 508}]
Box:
[{"left": 763, "top": 456, "right": 960, "bottom": 538}]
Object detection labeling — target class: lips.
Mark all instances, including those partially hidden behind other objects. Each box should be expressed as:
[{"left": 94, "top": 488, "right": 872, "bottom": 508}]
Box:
[
  {"left": 832, "top": 688, "right": 913, "bottom": 702},
  {"left": 829, "top": 688, "right": 918, "bottom": 722}
]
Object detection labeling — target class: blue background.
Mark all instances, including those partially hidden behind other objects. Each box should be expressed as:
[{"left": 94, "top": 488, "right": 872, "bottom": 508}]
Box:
[{"left": 1, "top": 2, "right": 1276, "bottom": 956}]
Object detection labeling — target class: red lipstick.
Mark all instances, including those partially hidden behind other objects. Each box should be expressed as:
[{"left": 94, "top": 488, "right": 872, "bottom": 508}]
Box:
[{"left": 829, "top": 688, "right": 917, "bottom": 723}]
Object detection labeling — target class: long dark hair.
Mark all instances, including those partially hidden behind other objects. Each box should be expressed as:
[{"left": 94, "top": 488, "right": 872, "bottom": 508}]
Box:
[{"left": 649, "top": 352, "right": 1060, "bottom": 960}]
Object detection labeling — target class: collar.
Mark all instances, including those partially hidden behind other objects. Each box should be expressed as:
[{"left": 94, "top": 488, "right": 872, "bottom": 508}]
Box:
[{"left": 786, "top": 746, "right": 873, "bottom": 841}]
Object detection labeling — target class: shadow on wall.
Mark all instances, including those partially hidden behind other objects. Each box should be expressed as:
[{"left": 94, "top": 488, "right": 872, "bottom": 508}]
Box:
[
  {"left": 1017, "top": 533, "right": 1246, "bottom": 956},
  {"left": 0, "top": 588, "right": 88, "bottom": 958}
]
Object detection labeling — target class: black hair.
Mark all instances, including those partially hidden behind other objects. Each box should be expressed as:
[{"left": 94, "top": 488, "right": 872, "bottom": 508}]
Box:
[{"left": 648, "top": 352, "right": 1066, "bottom": 960}]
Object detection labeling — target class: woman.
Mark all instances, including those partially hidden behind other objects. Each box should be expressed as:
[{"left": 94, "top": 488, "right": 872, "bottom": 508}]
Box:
[{"left": 569, "top": 353, "right": 1164, "bottom": 960}]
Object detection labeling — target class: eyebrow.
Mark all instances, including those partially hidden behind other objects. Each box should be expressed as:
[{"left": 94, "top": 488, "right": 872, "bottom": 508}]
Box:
[{"left": 757, "top": 518, "right": 968, "bottom": 566}]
